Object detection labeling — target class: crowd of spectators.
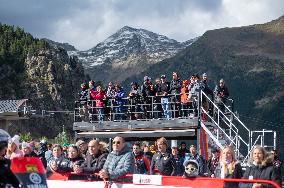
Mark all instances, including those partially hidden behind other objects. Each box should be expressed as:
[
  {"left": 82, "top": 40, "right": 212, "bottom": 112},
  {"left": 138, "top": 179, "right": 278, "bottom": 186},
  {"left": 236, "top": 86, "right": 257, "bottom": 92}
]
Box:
[
  {"left": 1, "top": 132, "right": 282, "bottom": 187},
  {"left": 76, "top": 72, "right": 231, "bottom": 122}
]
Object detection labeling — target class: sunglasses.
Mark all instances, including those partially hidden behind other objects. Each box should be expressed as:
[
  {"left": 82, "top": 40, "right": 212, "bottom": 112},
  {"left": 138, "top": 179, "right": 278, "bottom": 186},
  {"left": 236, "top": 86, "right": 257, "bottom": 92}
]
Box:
[
  {"left": 112, "top": 141, "right": 121, "bottom": 145},
  {"left": 186, "top": 167, "right": 196, "bottom": 171}
]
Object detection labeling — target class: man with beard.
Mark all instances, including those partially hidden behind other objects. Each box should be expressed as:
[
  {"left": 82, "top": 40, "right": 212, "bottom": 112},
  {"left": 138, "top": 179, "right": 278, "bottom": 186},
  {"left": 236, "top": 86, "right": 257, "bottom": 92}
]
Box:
[{"left": 132, "top": 142, "right": 150, "bottom": 174}]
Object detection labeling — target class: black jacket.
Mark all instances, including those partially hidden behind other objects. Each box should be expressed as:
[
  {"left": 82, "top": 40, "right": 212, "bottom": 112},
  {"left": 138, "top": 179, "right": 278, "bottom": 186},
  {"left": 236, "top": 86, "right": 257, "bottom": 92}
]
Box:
[
  {"left": 239, "top": 159, "right": 282, "bottom": 188},
  {"left": 0, "top": 158, "right": 19, "bottom": 188},
  {"left": 150, "top": 151, "right": 176, "bottom": 176},
  {"left": 81, "top": 152, "right": 108, "bottom": 173},
  {"left": 214, "top": 162, "right": 243, "bottom": 188}
]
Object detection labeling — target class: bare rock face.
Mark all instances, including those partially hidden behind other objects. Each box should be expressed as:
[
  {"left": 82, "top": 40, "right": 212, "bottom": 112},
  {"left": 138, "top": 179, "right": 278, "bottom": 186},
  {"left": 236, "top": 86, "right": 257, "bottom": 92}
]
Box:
[
  {"left": 24, "top": 47, "right": 85, "bottom": 110},
  {"left": 4, "top": 47, "right": 86, "bottom": 138}
]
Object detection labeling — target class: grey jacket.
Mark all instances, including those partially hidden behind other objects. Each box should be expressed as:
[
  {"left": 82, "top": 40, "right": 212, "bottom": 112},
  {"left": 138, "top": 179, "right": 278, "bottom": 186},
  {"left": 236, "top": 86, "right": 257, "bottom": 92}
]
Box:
[{"left": 103, "top": 145, "right": 134, "bottom": 180}]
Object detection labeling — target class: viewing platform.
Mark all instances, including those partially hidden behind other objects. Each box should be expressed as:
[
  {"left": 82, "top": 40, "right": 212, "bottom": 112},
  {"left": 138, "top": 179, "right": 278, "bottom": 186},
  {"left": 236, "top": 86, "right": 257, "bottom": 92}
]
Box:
[
  {"left": 73, "top": 96, "right": 200, "bottom": 140},
  {"left": 74, "top": 117, "right": 198, "bottom": 139}
]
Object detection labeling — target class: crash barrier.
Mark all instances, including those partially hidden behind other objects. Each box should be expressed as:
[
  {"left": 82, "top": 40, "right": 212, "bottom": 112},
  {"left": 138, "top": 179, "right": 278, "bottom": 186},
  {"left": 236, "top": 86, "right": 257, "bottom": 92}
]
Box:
[{"left": 47, "top": 172, "right": 281, "bottom": 188}]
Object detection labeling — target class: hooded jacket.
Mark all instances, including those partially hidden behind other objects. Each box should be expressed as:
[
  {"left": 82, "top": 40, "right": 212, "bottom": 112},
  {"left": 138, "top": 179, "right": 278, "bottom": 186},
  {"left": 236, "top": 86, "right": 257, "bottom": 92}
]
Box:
[
  {"left": 102, "top": 145, "right": 134, "bottom": 180},
  {"left": 239, "top": 157, "right": 282, "bottom": 188}
]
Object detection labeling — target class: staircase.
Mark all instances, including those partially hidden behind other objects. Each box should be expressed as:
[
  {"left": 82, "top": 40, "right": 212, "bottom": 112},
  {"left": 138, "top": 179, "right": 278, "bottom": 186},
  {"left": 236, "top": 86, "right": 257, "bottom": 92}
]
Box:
[{"left": 199, "top": 91, "right": 276, "bottom": 164}]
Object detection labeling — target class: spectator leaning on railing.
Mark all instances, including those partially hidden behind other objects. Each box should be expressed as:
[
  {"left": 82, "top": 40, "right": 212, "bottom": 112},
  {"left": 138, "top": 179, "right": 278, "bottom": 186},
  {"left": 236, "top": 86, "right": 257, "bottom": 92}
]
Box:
[
  {"left": 239, "top": 145, "right": 282, "bottom": 188},
  {"left": 74, "top": 140, "right": 108, "bottom": 174},
  {"left": 99, "top": 136, "right": 134, "bottom": 180}
]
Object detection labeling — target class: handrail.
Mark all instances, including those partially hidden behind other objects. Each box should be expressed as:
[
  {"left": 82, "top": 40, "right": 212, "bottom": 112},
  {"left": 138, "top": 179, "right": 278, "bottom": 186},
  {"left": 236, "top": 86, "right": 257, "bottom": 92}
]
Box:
[{"left": 200, "top": 90, "right": 250, "bottom": 159}]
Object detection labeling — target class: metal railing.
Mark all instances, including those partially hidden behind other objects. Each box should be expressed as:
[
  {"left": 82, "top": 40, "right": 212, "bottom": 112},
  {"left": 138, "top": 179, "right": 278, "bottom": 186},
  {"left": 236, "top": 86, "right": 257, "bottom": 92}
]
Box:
[
  {"left": 74, "top": 94, "right": 198, "bottom": 123},
  {"left": 200, "top": 90, "right": 276, "bottom": 163},
  {"left": 74, "top": 90, "right": 277, "bottom": 164},
  {"left": 200, "top": 90, "right": 250, "bottom": 161}
]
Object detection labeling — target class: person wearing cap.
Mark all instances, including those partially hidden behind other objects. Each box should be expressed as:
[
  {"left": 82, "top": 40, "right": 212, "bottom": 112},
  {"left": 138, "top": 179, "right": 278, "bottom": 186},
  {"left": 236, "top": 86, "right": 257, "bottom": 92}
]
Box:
[
  {"left": 79, "top": 82, "right": 89, "bottom": 103},
  {"left": 0, "top": 129, "right": 20, "bottom": 188},
  {"left": 129, "top": 82, "right": 143, "bottom": 119},
  {"left": 140, "top": 76, "right": 155, "bottom": 119},
  {"left": 180, "top": 80, "right": 189, "bottom": 117},
  {"left": 88, "top": 80, "right": 96, "bottom": 100},
  {"left": 214, "top": 78, "right": 229, "bottom": 114},
  {"left": 170, "top": 72, "right": 182, "bottom": 118},
  {"left": 200, "top": 73, "right": 213, "bottom": 119},
  {"left": 188, "top": 145, "right": 206, "bottom": 176},
  {"left": 150, "top": 137, "right": 176, "bottom": 176},
  {"left": 6, "top": 135, "right": 24, "bottom": 159},
  {"left": 38, "top": 140, "right": 48, "bottom": 167},
  {"left": 113, "top": 84, "right": 126, "bottom": 120},
  {"left": 22, "top": 142, "right": 38, "bottom": 157},
  {"left": 78, "top": 82, "right": 89, "bottom": 122},
  {"left": 153, "top": 78, "right": 163, "bottom": 118},
  {"left": 159, "top": 75, "right": 171, "bottom": 119},
  {"left": 183, "top": 159, "right": 199, "bottom": 178}
]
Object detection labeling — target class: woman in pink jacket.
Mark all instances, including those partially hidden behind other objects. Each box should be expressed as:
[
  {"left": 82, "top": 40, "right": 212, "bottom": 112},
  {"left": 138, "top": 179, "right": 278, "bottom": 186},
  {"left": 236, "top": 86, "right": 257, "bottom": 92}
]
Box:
[
  {"left": 91, "top": 85, "right": 106, "bottom": 122},
  {"left": 6, "top": 135, "right": 24, "bottom": 159}
]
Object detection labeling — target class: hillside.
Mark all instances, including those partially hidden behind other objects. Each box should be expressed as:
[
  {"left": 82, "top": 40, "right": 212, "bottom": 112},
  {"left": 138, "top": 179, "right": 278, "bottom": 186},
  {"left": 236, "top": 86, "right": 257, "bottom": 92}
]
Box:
[
  {"left": 0, "top": 24, "right": 85, "bottom": 138},
  {"left": 72, "top": 26, "right": 195, "bottom": 83},
  {"left": 125, "top": 16, "right": 284, "bottom": 133}
]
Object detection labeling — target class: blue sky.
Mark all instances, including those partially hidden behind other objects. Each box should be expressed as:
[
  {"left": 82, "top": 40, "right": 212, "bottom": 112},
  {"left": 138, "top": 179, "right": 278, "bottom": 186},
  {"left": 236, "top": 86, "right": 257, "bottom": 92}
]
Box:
[{"left": 0, "top": 0, "right": 283, "bottom": 50}]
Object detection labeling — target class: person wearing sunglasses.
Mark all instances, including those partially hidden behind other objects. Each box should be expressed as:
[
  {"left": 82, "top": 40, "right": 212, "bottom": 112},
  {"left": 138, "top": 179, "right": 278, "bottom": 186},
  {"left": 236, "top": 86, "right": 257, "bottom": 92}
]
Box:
[{"left": 99, "top": 136, "right": 134, "bottom": 180}]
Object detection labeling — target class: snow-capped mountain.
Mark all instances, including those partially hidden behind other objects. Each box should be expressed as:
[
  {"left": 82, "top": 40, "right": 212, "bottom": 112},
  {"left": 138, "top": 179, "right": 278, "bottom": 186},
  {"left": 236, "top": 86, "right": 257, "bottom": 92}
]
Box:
[{"left": 71, "top": 26, "right": 195, "bottom": 67}]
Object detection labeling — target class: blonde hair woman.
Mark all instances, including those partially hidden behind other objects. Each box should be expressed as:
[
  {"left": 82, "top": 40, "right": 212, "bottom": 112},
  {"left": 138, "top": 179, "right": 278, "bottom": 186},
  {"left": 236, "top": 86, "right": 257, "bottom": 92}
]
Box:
[
  {"left": 6, "top": 135, "right": 24, "bottom": 159},
  {"left": 239, "top": 145, "right": 282, "bottom": 188},
  {"left": 213, "top": 145, "right": 243, "bottom": 188}
]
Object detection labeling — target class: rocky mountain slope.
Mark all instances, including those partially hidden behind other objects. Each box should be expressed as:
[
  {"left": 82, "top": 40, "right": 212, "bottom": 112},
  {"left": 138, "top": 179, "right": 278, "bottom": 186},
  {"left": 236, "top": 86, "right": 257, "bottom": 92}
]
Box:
[
  {"left": 0, "top": 24, "right": 85, "bottom": 138},
  {"left": 70, "top": 26, "right": 196, "bottom": 83}
]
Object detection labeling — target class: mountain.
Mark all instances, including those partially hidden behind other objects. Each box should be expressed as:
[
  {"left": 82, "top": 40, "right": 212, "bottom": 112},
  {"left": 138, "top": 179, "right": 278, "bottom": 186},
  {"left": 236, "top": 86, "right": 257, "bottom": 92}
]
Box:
[
  {"left": 43, "top": 38, "right": 77, "bottom": 51},
  {"left": 73, "top": 26, "right": 195, "bottom": 83},
  {"left": 124, "top": 16, "right": 284, "bottom": 146},
  {"left": 0, "top": 24, "right": 85, "bottom": 138}
]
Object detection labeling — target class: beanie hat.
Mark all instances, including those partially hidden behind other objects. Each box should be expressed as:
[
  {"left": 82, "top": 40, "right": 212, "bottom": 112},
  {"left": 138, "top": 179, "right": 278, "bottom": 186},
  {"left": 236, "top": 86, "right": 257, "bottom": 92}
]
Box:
[{"left": 11, "top": 135, "right": 20, "bottom": 148}]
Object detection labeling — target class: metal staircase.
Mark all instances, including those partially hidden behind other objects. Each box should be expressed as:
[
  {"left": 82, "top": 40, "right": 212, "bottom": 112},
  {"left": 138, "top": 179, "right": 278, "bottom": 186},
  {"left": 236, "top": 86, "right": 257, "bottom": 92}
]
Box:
[{"left": 199, "top": 90, "right": 276, "bottom": 164}]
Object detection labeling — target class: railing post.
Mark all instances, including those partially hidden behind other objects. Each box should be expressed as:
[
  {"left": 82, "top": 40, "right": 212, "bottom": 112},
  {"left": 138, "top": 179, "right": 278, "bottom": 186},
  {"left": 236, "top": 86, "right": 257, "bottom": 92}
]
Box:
[
  {"left": 249, "top": 131, "right": 252, "bottom": 159},
  {"left": 274, "top": 131, "right": 277, "bottom": 149},
  {"left": 262, "top": 129, "right": 265, "bottom": 147}
]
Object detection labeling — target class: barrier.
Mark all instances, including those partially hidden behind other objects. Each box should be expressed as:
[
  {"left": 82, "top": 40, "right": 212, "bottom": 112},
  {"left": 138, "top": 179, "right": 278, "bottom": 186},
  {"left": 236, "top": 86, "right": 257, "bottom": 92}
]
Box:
[{"left": 46, "top": 173, "right": 281, "bottom": 188}]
